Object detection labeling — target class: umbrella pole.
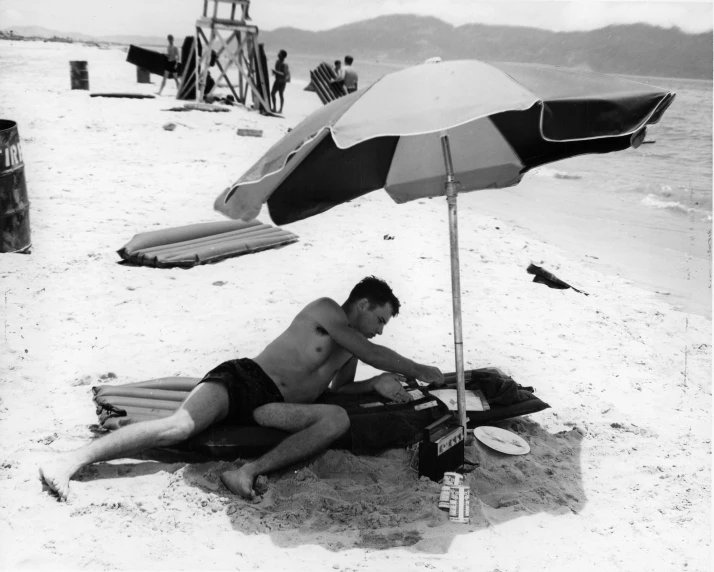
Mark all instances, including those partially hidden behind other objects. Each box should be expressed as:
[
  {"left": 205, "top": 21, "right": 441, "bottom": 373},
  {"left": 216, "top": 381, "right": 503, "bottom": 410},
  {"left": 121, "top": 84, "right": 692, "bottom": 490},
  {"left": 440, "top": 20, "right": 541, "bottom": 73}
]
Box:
[{"left": 440, "top": 135, "right": 468, "bottom": 432}]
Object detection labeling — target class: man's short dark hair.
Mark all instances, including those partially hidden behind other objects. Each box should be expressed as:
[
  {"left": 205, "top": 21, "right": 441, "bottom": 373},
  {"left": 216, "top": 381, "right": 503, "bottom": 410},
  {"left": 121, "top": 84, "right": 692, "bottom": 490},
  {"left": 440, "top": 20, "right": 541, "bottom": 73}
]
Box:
[
  {"left": 346, "top": 276, "right": 400, "bottom": 316},
  {"left": 345, "top": 55, "right": 354, "bottom": 65},
  {"left": 334, "top": 60, "right": 341, "bottom": 67},
  {"left": 168, "top": 34, "right": 174, "bottom": 42},
  {"left": 279, "top": 49, "right": 288, "bottom": 59}
]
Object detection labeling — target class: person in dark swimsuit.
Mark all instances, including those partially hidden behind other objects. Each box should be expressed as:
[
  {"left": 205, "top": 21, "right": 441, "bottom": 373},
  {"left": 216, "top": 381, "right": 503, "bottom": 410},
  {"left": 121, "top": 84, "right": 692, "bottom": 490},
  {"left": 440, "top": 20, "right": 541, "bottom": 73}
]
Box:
[
  {"left": 157, "top": 34, "right": 180, "bottom": 95},
  {"left": 39, "top": 276, "right": 444, "bottom": 501},
  {"left": 270, "top": 49, "right": 289, "bottom": 113}
]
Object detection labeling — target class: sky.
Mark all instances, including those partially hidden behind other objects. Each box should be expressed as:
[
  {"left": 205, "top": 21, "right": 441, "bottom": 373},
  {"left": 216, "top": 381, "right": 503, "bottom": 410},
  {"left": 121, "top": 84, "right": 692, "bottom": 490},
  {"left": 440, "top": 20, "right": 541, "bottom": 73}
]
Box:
[{"left": 0, "top": 0, "right": 711, "bottom": 37}]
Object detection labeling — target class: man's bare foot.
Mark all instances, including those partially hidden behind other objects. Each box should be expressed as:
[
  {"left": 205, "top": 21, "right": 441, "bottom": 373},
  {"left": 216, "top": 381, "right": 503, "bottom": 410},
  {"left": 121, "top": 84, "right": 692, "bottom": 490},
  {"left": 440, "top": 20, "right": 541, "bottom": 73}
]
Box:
[
  {"left": 39, "top": 459, "right": 79, "bottom": 501},
  {"left": 220, "top": 466, "right": 257, "bottom": 499}
]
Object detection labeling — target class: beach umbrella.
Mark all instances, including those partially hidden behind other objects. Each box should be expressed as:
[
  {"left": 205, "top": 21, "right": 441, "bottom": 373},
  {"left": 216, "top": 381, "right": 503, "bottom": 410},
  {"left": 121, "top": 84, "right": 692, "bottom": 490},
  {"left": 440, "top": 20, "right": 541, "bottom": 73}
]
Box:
[{"left": 214, "top": 59, "right": 675, "bottom": 430}]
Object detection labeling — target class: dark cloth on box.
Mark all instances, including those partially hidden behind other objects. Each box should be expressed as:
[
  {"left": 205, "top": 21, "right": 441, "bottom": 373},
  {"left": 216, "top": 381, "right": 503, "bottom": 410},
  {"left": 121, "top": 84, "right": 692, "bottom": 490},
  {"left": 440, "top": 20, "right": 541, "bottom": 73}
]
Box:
[
  {"left": 468, "top": 367, "right": 535, "bottom": 406},
  {"left": 439, "top": 367, "right": 536, "bottom": 405},
  {"left": 436, "top": 367, "right": 550, "bottom": 427}
]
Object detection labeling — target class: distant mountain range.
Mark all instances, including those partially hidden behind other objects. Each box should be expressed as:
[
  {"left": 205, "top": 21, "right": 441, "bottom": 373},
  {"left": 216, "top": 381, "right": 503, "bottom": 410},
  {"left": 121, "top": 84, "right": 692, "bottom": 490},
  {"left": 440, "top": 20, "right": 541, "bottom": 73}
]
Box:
[{"left": 3, "top": 15, "right": 712, "bottom": 79}]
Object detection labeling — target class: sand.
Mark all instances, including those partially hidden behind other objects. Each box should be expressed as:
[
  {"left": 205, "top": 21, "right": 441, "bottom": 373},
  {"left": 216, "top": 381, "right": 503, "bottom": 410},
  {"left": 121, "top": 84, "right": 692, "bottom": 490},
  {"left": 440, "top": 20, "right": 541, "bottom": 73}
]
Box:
[{"left": 0, "top": 41, "right": 711, "bottom": 571}]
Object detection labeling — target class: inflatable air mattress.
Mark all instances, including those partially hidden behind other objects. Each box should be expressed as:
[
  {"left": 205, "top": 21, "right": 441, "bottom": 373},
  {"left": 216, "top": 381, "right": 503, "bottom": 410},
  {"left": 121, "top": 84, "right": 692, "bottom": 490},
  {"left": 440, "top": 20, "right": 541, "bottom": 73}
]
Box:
[
  {"left": 308, "top": 62, "right": 349, "bottom": 105},
  {"left": 92, "top": 369, "right": 549, "bottom": 459},
  {"left": 117, "top": 219, "right": 299, "bottom": 268}
]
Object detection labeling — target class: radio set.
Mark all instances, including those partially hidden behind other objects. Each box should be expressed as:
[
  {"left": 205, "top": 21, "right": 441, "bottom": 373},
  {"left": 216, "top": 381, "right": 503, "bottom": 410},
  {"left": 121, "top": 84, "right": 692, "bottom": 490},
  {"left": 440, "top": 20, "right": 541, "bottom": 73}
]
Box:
[{"left": 417, "top": 413, "right": 465, "bottom": 481}]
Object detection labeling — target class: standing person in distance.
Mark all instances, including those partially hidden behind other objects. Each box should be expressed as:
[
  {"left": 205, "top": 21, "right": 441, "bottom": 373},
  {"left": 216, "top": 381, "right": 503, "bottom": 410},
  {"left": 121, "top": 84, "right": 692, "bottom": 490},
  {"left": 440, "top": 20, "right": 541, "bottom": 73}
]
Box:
[
  {"left": 331, "top": 55, "right": 358, "bottom": 94},
  {"left": 157, "top": 34, "right": 181, "bottom": 95},
  {"left": 270, "top": 49, "right": 290, "bottom": 114}
]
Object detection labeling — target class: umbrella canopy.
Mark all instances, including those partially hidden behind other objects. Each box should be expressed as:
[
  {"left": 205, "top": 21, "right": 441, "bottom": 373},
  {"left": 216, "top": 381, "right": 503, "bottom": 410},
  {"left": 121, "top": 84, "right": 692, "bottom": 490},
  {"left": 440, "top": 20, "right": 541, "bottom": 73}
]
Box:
[{"left": 215, "top": 59, "right": 674, "bottom": 225}]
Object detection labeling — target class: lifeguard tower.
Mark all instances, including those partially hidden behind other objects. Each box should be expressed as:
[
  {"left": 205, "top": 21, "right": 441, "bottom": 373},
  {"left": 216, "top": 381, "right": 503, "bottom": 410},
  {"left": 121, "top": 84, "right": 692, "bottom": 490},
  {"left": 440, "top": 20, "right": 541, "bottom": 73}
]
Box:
[{"left": 192, "top": 0, "right": 273, "bottom": 111}]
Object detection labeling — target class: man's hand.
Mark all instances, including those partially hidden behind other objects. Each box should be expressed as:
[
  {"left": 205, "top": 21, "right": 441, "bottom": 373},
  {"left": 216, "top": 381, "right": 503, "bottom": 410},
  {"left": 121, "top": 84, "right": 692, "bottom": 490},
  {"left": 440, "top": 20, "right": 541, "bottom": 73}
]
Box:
[
  {"left": 415, "top": 365, "right": 445, "bottom": 386},
  {"left": 373, "top": 374, "right": 412, "bottom": 403}
]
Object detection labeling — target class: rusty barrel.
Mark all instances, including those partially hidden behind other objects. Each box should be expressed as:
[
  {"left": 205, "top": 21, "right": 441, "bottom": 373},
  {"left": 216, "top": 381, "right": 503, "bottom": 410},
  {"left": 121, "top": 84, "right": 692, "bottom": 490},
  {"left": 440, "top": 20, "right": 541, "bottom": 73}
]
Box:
[
  {"left": 70, "top": 60, "right": 89, "bottom": 90},
  {"left": 0, "top": 120, "right": 31, "bottom": 254},
  {"left": 136, "top": 67, "right": 151, "bottom": 84}
]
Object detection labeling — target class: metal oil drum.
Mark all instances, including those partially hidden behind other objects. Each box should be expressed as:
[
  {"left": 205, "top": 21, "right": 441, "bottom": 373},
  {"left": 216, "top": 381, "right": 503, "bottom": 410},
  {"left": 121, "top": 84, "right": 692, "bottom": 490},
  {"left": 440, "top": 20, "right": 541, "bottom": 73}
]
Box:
[
  {"left": 70, "top": 60, "right": 89, "bottom": 90},
  {"left": 0, "top": 120, "right": 31, "bottom": 253}
]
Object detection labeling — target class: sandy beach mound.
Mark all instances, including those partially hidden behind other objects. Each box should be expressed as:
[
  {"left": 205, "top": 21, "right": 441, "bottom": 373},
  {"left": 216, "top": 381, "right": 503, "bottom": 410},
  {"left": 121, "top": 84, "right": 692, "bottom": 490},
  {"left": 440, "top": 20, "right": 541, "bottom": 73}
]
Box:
[{"left": 0, "top": 41, "right": 710, "bottom": 571}]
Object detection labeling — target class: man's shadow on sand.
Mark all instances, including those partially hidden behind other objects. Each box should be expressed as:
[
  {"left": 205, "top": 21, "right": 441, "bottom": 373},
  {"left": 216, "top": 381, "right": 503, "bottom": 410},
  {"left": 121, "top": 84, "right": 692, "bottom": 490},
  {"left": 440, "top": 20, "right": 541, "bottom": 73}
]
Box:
[{"left": 103, "top": 416, "right": 585, "bottom": 555}]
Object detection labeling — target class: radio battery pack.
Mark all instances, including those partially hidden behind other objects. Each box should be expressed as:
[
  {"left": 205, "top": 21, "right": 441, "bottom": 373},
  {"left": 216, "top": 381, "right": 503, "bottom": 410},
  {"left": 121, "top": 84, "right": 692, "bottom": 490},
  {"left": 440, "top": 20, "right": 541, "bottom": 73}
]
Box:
[{"left": 417, "top": 413, "right": 465, "bottom": 482}]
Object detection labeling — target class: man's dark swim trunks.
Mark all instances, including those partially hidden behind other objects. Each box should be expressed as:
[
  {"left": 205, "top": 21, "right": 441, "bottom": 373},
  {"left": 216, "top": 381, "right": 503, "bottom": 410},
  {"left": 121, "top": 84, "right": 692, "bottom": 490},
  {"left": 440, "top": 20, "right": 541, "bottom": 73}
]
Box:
[
  {"left": 166, "top": 60, "right": 178, "bottom": 76},
  {"left": 199, "top": 358, "right": 284, "bottom": 424}
]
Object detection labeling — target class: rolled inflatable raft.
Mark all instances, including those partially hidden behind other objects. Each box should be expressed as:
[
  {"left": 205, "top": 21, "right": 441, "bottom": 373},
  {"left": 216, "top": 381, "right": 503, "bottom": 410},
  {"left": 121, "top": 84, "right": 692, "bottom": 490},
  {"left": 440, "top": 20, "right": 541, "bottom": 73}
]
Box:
[{"left": 117, "top": 219, "right": 298, "bottom": 268}]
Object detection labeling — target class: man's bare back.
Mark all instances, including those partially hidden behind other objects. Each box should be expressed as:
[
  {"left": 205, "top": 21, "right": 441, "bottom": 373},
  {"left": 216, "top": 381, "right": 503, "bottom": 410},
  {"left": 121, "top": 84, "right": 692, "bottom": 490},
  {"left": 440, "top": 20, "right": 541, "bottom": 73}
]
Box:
[{"left": 167, "top": 44, "right": 179, "bottom": 62}]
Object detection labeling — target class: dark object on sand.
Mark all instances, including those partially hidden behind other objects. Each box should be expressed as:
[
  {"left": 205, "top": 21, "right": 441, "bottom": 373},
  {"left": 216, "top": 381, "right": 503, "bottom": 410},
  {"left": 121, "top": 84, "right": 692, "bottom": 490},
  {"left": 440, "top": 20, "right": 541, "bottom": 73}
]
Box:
[
  {"left": 0, "top": 119, "right": 31, "bottom": 253},
  {"left": 165, "top": 102, "right": 229, "bottom": 112},
  {"left": 527, "top": 263, "right": 589, "bottom": 295},
  {"left": 252, "top": 43, "right": 272, "bottom": 114},
  {"left": 236, "top": 128, "right": 263, "bottom": 137},
  {"left": 69, "top": 60, "right": 89, "bottom": 90},
  {"left": 136, "top": 67, "right": 151, "bottom": 84},
  {"left": 126, "top": 45, "right": 168, "bottom": 77},
  {"left": 91, "top": 368, "right": 549, "bottom": 459},
  {"left": 184, "top": 102, "right": 229, "bottom": 112},
  {"left": 176, "top": 36, "right": 196, "bottom": 99},
  {"left": 176, "top": 37, "right": 216, "bottom": 101},
  {"left": 89, "top": 93, "right": 156, "bottom": 99},
  {"left": 117, "top": 219, "right": 298, "bottom": 268}
]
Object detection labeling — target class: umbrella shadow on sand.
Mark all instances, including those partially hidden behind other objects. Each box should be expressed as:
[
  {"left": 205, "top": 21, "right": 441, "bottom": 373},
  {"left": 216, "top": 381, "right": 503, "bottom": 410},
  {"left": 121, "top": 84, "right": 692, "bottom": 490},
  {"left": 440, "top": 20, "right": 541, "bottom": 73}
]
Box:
[
  {"left": 61, "top": 416, "right": 584, "bottom": 554},
  {"left": 169, "top": 416, "right": 586, "bottom": 554}
]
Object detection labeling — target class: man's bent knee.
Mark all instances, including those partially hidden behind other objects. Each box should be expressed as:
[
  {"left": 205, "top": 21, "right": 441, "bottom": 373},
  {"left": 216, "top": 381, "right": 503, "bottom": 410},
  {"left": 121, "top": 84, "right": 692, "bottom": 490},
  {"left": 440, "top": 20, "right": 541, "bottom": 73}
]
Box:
[
  {"left": 322, "top": 406, "right": 350, "bottom": 438},
  {"left": 156, "top": 410, "right": 197, "bottom": 445}
]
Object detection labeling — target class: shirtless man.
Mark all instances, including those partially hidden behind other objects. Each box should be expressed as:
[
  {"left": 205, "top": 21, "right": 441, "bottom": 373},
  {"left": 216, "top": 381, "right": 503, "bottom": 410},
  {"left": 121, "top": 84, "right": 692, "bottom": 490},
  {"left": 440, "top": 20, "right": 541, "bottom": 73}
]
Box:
[
  {"left": 331, "top": 55, "right": 358, "bottom": 94},
  {"left": 157, "top": 34, "right": 180, "bottom": 95},
  {"left": 39, "top": 276, "right": 444, "bottom": 501}
]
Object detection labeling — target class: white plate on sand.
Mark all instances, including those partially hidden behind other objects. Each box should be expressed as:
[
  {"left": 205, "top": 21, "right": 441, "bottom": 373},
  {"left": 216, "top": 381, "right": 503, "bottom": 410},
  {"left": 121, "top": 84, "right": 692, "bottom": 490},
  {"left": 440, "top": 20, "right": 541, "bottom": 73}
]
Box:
[{"left": 473, "top": 426, "right": 531, "bottom": 455}]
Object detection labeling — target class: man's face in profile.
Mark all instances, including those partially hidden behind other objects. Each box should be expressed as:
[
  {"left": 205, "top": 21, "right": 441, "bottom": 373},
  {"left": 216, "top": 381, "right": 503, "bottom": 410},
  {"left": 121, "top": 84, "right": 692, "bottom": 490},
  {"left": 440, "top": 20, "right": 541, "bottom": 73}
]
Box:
[{"left": 356, "top": 301, "right": 393, "bottom": 339}]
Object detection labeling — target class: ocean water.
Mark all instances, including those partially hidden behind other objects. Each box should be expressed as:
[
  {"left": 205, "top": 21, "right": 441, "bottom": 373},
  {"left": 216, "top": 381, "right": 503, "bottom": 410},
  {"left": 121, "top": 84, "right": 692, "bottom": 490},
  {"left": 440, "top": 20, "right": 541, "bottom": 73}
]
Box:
[
  {"left": 549, "top": 75, "right": 713, "bottom": 223},
  {"left": 521, "top": 75, "right": 712, "bottom": 317}
]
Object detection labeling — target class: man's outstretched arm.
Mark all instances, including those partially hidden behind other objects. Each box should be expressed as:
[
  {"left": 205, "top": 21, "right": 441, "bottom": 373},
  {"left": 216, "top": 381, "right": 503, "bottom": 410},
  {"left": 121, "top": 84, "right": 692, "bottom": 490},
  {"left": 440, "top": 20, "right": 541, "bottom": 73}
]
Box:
[
  {"left": 313, "top": 298, "right": 443, "bottom": 385},
  {"left": 330, "top": 357, "right": 413, "bottom": 403}
]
